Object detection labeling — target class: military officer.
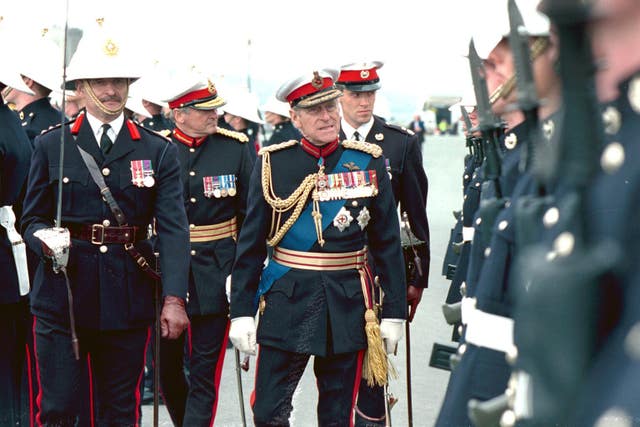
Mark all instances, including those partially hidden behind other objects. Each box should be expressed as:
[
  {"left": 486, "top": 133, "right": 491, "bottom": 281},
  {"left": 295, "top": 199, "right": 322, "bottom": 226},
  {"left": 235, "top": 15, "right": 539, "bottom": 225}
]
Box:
[
  {"left": 335, "top": 60, "right": 430, "bottom": 426},
  {"left": 229, "top": 68, "right": 406, "bottom": 426},
  {"left": 0, "top": 66, "right": 35, "bottom": 427},
  {"left": 158, "top": 73, "right": 255, "bottom": 427},
  {"left": 261, "top": 96, "right": 301, "bottom": 146},
  {"left": 2, "top": 28, "right": 64, "bottom": 144},
  {"left": 20, "top": 27, "right": 190, "bottom": 426}
]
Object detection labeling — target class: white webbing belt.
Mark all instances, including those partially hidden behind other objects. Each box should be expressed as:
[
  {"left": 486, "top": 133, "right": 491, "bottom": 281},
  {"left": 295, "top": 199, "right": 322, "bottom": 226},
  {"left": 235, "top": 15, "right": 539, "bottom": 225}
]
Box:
[
  {"left": 462, "top": 226, "right": 475, "bottom": 242},
  {"left": 0, "top": 206, "right": 30, "bottom": 295},
  {"left": 464, "top": 302, "right": 515, "bottom": 354}
]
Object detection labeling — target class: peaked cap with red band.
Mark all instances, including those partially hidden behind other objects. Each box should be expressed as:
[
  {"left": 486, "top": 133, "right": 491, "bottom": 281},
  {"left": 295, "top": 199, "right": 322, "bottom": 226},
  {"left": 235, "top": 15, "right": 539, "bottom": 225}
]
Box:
[
  {"left": 275, "top": 68, "right": 342, "bottom": 108},
  {"left": 165, "top": 75, "right": 226, "bottom": 110},
  {"left": 336, "top": 61, "right": 384, "bottom": 92}
]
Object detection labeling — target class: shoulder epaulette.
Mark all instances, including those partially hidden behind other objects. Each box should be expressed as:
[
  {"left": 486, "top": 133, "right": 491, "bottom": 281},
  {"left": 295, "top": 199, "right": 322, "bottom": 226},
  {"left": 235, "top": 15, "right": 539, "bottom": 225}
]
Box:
[
  {"left": 258, "top": 139, "right": 298, "bottom": 155},
  {"left": 216, "top": 127, "right": 249, "bottom": 143},
  {"left": 137, "top": 123, "right": 172, "bottom": 142},
  {"left": 39, "top": 121, "right": 65, "bottom": 136},
  {"left": 341, "top": 139, "right": 382, "bottom": 158},
  {"left": 384, "top": 122, "right": 415, "bottom": 136}
]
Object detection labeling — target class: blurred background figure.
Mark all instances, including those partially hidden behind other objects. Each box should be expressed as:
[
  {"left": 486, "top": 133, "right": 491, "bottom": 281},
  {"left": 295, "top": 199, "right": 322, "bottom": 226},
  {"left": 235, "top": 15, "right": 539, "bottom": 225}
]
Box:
[
  {"left": 221, "top": 90, "right": 264, "bottom": 158},
  {"left": 408, "top": 113, "right": 426, "bottom": 146},
  {"left": 261, "top": 96, "right": 300, "bottom": 146}
]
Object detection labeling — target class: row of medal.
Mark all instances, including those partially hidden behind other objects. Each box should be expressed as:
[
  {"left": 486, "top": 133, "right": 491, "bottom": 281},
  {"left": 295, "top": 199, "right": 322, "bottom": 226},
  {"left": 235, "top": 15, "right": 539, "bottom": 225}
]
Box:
[
  {"left": 315, "top": 170, "right": 379, "bottom": 202},
  {"left": 203, "top": 174, "right": 237, "bottom": 198},
  {"left": 130, "top": 160, "right": 155, "bottom": 188}
]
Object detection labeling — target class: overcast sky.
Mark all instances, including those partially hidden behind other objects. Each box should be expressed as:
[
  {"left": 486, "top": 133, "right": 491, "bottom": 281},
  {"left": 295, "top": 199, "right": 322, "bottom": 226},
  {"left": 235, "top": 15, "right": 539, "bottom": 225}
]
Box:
[{"left": 3, "top": 0, "right": 475, "bottom": 121}]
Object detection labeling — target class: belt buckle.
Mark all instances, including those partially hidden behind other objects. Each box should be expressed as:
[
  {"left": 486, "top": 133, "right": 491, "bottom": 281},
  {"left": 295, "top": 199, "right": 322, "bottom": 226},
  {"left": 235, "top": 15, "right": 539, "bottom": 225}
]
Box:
[{"left": 91, "top": 224, "right": 105, "bottom": 245}]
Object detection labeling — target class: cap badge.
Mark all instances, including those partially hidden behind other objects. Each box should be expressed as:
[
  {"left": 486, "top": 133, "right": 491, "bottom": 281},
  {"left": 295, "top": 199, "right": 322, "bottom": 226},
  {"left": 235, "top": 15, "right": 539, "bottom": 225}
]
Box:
[
  {"left": 207, "top": 79, "right": 216, "bottom": 94},
  {"left": 41, "top": 28, "right": 48, "bottom": 37},
  {"left": 103, "top": 39, "right": 119, "bottom": 57},
  {"left": 311, "top": 71, "right": 323, "bottom": 89},
  {"left": 96, "top": 17, "right": 105, "bottom": 27},
  {"left": 360, "top": 70, "right": 370, "bottom": 79}
]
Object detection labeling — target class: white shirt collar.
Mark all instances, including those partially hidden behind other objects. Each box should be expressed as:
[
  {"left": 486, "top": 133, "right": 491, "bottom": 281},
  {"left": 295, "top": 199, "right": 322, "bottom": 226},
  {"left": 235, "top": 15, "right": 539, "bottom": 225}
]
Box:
[
  {"left": 341, "top": 117, "right": 374, "bottom": 142},
  {"left": 85, "top": 112, "right": 125, "bottom": 147}
]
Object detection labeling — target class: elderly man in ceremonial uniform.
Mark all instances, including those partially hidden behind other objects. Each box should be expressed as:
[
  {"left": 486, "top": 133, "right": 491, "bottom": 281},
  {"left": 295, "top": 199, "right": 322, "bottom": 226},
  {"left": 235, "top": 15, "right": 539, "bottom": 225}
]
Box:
[
  {"left": 20, "top": 27, "right": 190, "bottom": 426},
  {"left": 158, "top": 73, "right": 255, "bottom": 427},
  {"left": 229, "top": 69, "right": 407, "bottom": 426},
  {"left": 335, "top": 60, "right": 430, "bottom": 426},
  {"left": 0, "top": 64, "right": 35, "bottom": 427}
]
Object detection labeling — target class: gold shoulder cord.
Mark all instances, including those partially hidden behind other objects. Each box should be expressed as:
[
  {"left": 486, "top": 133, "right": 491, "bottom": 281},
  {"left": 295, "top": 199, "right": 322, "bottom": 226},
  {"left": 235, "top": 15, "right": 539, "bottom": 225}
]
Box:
[{"left": 261, "top": 150, "right": 326, "bottom": 247}]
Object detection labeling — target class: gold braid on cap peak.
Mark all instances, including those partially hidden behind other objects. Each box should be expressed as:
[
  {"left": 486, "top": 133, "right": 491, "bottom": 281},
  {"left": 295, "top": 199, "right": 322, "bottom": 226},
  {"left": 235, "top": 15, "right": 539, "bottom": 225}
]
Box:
[
  {"left": 261, "top": 149, "right": 323, "bottom": 247},
  {"left": 341, "top": 139, "right": 382, "bottom": 158},
  {"left": 216, "top": 127, "right": 248, "bottom": 143}
]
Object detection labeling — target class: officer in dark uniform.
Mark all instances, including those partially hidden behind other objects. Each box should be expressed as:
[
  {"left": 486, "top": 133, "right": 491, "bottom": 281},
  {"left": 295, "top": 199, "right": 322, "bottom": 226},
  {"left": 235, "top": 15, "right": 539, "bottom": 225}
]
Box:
[
  {"left": 0, "top": 69, "right": 34, "bottom": 427},
  {"left": 20, "top": 27, "right": 190, "bottom": 426},
  {"left": 229, "top": 68, "right": 407, "bottom": 426},
  {"left": 157, "top": 74, "right": 255, "bottom": 427},
  {"left": 2, "top": 28, "right": 63, "bottom": 144},
  {"left": 335, "top": 60, "right": 430, "bottom": 426},
  {"left": 261, "top": 97, "right": 301, "bottom": 146}
]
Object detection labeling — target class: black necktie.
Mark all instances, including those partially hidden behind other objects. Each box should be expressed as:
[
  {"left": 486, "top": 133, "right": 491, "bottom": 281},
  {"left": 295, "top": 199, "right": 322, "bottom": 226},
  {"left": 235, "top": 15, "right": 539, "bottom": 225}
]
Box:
[
  {"left": 353, "top": 131, "right": 361, "bottom": 141},
  {"left": 100, "top": 124, "right": 113, "bottom": 155}
]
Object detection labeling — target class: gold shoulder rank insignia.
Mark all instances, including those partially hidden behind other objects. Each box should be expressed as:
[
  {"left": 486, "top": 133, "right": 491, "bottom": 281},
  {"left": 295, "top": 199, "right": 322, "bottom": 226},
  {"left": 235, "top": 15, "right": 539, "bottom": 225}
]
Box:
[
  {"left": 341, "top": 139, "right": 382, "bottom": 158},
  {"left": 258, "top": 139, "right": 298, "bottom": 155},
  {"left": 217, "top": 127, "right": 249, "bottom": 143}
]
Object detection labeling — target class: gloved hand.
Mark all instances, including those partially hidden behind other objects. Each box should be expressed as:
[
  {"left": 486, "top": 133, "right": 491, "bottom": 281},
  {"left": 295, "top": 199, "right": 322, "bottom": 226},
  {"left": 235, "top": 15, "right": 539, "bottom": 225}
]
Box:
[
  {"left": 380, "top": 319, "right": 404, "bottom": 354},
  {"left": 229, "top": 316, "right": 257, "bottom": 355},
  {"left": 161, "top": 296, "right": 189, "bottom": 339}
]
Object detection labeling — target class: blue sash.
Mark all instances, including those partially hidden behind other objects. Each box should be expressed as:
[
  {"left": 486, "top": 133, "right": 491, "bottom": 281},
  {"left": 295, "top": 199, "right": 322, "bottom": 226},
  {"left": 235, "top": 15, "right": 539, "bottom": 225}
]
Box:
[{"left": 255, "top": 148, "right": 372, "bottom": 307}]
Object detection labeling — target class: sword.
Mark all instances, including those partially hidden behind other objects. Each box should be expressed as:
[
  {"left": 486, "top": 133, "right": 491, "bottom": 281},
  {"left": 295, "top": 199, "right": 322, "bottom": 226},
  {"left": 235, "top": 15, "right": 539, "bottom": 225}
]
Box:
[
  {"left": 153, "top": 250, "right": 161, "bottom": 427},
  {"left": 235, "top": 348, "right": 247, "bottom": 427},
  {"left": 405, "top": 317, "right": 413, "bottom": 427}
]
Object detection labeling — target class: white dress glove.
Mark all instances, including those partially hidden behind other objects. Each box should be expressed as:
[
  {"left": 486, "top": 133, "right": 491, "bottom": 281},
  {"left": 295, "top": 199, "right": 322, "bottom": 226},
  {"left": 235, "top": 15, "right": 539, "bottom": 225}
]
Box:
[
  {"left": 380, "top": 318, "right": 405, "bottom": 354},
  {"left": 229, "top": 316, "right": 257, "bottom": 355}
]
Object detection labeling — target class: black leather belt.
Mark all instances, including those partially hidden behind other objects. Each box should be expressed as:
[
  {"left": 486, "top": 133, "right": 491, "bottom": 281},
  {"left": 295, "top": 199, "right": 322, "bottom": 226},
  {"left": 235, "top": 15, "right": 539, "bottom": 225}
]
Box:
[{"left": 65, "top": 223, "right": 144, "bottom": 245}]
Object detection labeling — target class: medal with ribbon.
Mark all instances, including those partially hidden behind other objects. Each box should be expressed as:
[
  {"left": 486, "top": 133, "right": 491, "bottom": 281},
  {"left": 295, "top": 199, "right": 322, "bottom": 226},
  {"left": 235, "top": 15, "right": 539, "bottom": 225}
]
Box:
[{"left": 130, "top": 160, "right": 155, "bottom": 188}]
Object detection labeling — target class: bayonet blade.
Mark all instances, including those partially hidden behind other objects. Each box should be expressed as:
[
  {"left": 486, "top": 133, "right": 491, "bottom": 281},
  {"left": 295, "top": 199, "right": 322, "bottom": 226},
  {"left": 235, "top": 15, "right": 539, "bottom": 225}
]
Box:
[
  {"left": 508, "top": 0, "right": 539, "bottom": 112},
  {"left": 468, "top": 39, "right": 500, "bottom": 132}
]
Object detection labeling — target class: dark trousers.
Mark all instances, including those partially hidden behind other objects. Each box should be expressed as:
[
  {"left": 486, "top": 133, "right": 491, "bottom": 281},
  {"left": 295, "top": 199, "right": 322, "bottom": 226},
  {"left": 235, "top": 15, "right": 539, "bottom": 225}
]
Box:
[
  {"left": 252, "top": 345, "right": 363, "bottom": 427},
  {"left": 159, "top": 314, "right": 229, "bottom": 427},
  {"left": 354, "top": 382, "right": 386, "bottom": 426},
  {"left": 34, "top": 317, "right": 149, "bottom": 426},
  {"left": 0, "top": 300, "right": 34, "bottom": 427}
]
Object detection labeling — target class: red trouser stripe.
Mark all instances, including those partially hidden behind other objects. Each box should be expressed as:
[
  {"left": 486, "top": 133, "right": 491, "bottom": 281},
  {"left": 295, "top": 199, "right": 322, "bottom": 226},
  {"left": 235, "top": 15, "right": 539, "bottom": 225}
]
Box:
[
  {"left": 133, "top": 328, "right": 152, "bottom": 427},
  {"left": 250, "top": 345, "right": 261, "bottom": 409},
  {"left": 350, "top": 350, "right": 365, "bottom": 427},
  {"left": 32, "top": 317, "right": 43, "bottom": 427},
  {"left": 209, "top": 320, "right": 231, "bottom": 427},
  {"left": 87, "top": 354, "right": 95, "bottom": 427},
  {"left": 25, "top": 342, "right": 34, "bottom": 427}
]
